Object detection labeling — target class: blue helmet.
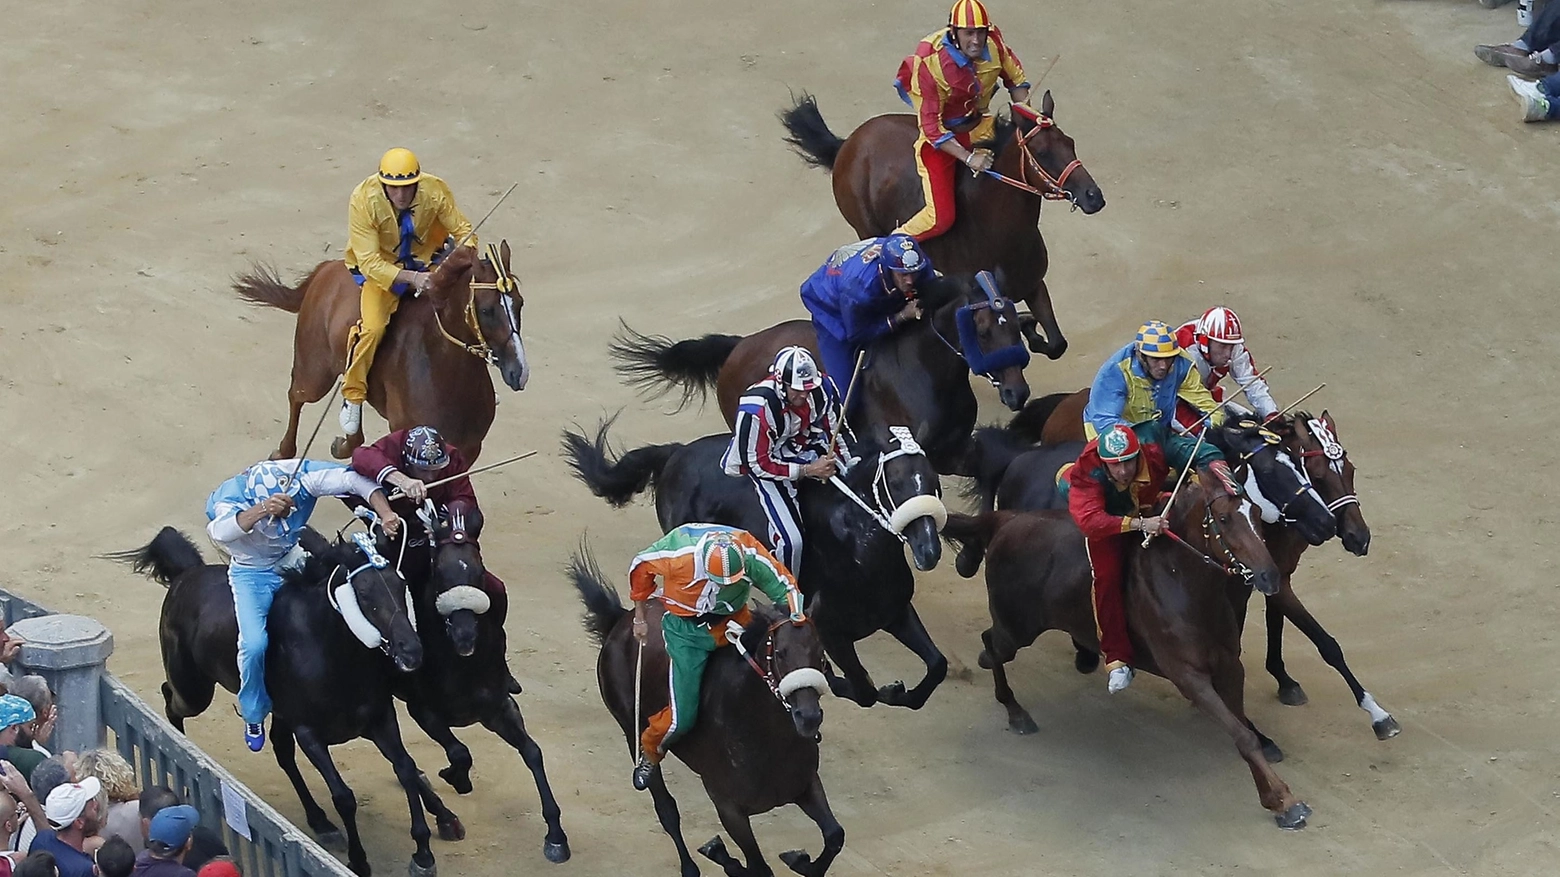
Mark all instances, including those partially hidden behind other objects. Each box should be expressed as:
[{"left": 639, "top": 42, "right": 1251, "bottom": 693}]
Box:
[{"left": 879, "top": 234, "right": 930, "bottom": 275}]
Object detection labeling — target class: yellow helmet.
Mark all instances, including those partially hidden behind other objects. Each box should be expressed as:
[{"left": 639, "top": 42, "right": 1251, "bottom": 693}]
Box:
[{"left": 377, "top": 148, "right": 422, "bottom": 186}]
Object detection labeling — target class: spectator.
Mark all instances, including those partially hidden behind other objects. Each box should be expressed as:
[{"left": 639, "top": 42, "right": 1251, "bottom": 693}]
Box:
[
  {"left": 132, "top": 805, "right": 198, "bottom": 877},
  {"left": 16, "top": 758, "right": 73, "bottom": 856},
  {"left": 28, "top": 778, "right": 99, "bottom": 877},
  {"left": 0, "top": 701, "right": 42, "bottom": 784},
  {"left": 134, "top": 791, "right": 225, "bottom": 871},
  {"left": 0, "top": 631, "right": 24, "bottom": 693},
  {"left": 95, "top": 837, "right": 134, "bottom": 877},
  {"left": 71, "top": 752, "right": 136, "bottom": 852},
  {"left": 1477, "top": 0, "right": 1560, "bottom": 77},
  {"left": 0, "top": 763, "right": 44, "bottom": 858},
  {"left": 3, "top": 681, "right": 53, "bottom": 758},
  {"left": 12, "top": 851, "right": 55, "bottom": 877},
  {"left": 194, "top": 862, "right": 238, "bottom": 877}
]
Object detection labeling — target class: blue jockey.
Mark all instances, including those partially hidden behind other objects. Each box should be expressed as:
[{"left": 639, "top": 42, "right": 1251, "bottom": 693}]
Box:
[
  {"left": 800, "top": 234, "right": 934, "bottom": 400},
  {"left": 205, "top": 459, "right": 400, "bottom": 751}
]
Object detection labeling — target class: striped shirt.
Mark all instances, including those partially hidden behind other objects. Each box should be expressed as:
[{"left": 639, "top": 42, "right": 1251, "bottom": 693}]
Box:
[{"left": 721, "top": 377, "right": 850, "bottom": 480}]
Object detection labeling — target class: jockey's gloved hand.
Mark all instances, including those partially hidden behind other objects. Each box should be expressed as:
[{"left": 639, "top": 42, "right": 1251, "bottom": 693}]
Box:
[{"left": 837, "top": 454, "right": 861, "bottom": 475}]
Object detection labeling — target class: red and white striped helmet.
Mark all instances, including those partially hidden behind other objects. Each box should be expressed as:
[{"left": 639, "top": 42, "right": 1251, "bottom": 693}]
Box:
[{"left": 1195, "top": 306, "right": 1244, "bottom": 345}]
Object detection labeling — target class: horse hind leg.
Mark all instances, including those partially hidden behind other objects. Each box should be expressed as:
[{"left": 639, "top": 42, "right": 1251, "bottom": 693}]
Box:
[
  {"left": 700, "top": 799, "right": 773, "bottom": 877},
  {"left": 270, "top": 720, "right": 345, "bottom": 848},
  {"left": 160, "top": 662, "right": 215, "bottom": 732},
  {"left": 817, "top": 631, "right": 878, "bottom": 709},
  {"left": 779, "top": 774, "right": 845, "bottom": 877},
  {"left": 875, "top": 605, "right": 947, "bottom": 710},
  {"left": 275, "top": 360, "right": 338, "bottom": 461},
  {"left": 1019, "top": 278, "right": 1068, "bottom": 360},
  {"left": 647, "top": 770, "right": 701, "bottom": 877},
  {"left": 979, "top": 628, "right": 1038, "bottom": 735},
  {"left": 481, "top": 698, "right": 570, "bottom": 863}
]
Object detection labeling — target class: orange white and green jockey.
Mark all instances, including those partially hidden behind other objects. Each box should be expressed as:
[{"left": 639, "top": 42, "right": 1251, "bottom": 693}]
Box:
[
  {"left": 628, "top": 524, "right": 805, "bottom": 791},
  {"left": 892, "top": 0, "right": 1032, "bottom": 241}
]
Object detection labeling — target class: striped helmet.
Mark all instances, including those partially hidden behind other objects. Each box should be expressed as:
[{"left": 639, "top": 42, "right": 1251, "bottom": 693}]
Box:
[
  {"left": 772, "top": 346, "right": 824, "bottom": 392},
  {"left": 1134, "top": 320, "right": 1181, "bottom": 359},
  {"left": 697, "top": 532, "right": 748, "bottom": 586},
  {"left": 1097, "top": 425, "right": 1141, "bottom": 463},
  {"left": 403, "top": 426, "right": 450, "bottom": 470},
  {"left": 1195, "top": 306, "right": 1244, "bottom": 345},
  {"left": 949, "top": 0, "right": 992, "bottom": 29},
  {"left": 378, "top": 148, "right": 422, "bottom": 187}
]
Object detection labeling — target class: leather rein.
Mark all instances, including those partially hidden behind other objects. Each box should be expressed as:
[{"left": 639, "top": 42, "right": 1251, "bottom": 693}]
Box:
[{"left": 431, "top": 241, "right": 521, "bottom": 364}]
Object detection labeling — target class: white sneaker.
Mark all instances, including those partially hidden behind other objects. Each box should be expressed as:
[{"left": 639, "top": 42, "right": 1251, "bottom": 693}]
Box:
[
  {"left": 339, "top": 401, "right": 362, "bottom": 435},
  {"left": 1107, "top": 665, "right": 1135, "bottom": 694},
  {"left": 1509, "top": 73, "right": 1542, "bottom": 101}
]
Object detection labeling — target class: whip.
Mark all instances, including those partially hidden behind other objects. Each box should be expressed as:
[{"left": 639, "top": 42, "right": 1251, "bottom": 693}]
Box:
[{"left": 386, "top": 449, "right": 538, "bottom": 501}]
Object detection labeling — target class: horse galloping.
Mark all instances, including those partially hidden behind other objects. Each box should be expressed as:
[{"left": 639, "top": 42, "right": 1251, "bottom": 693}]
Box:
[
  {"left": 779, "top": 91, "right": 1104, "bottom": 360},
  {"left": 234, "top": 241, "right": 528, "bottom": 463}
]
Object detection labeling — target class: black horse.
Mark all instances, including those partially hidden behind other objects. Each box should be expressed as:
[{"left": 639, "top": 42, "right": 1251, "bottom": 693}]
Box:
[
  {"left": 381, "top": 506, "right": 572, "bottom": 863},
  {"left": 608, "top": 271, "right": 1033, "bottom": 476},
  {"left": 562, "top": 416, "right": 952, "bottom": 710},
  {"left": 570, "top": 546, "right": 844, "bottom": 877},
  {"left": 112, "top": 526, "right": 459, "bottom": 877}
]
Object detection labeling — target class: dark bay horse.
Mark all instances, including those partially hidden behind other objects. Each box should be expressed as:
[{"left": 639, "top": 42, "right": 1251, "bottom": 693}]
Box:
[
  {"left": 562, "top": 417, "right": 952, "bottom": 710},
  {"left": 779, "top": 91, "right": 1104, "bottom": 359},
  {"left": 234, "top": 242, "right": 528, "bottom": 462},
  {"left": 610, "top": 274, "right": 1030, "bottom": 476},
  {"left": 383, "top": 507, "right": 571, "bottom": 863},
  {"left": 943, "top": 472, "right": 1317, "bottom": 830},
  {"left": 111, "top": 526, "right": 460, "bottom": 876},
  {"left": 571, "top": 547, "right": 843, "bottom": 877}
]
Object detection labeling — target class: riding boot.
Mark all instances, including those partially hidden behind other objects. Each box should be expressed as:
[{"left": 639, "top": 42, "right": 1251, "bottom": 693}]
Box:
[{"left": 632, "top": 753, "right": 660, "bottom": 791}]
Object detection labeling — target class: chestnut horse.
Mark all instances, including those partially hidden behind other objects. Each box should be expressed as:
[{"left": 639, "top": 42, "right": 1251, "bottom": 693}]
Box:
[
  {"left": 943, "top": 473, "right": 1317, "bottom": 830},
  {"left": 779, "top": 91, "right": 1104, "bottom": 360},
  {"left": 233, "top": 242, "right": 529, "bottom": 463}
]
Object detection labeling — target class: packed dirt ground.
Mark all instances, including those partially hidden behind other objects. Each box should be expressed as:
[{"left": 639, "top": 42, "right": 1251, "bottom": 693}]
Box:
[{"left": 6, "top": 0, "right": 1559, "bottom": 874}]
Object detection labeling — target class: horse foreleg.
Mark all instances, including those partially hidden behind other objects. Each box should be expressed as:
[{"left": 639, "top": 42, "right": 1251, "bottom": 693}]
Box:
[
  {"left": 1263, "top": 592, "right": 1307, "bottom": 705},
  {"left": 779, "top": 774, "right": 845, "bottom": 877},
  {"left": 406, "top": 701, "right": 474, "bottom": 795},
  {"left": 1176, "top": 667, "right": 1310, "bottom": 829},
  {"left": 816, "top": 632, "right": 878, "bottom": 708},
  {"left": 876, "top": 605, "right": 948, "bottom": 709},
  {"left": 1019, "top": 278, "right": 1068, "bottom": 361},
  {"left": 979, "top": 628, "right": 1038, "bottom": 734},
  {"left": 270, "top": 720, "right": 343, "bottom": 848},
  {"left": 646, "top": 769, "right": 701, "bottom": 877},
  {"left": 481, "top": 698, "right": 570, "bottom": 863},
  {"left": 1271, "top": 585, "right": 1401, "bottom": 740},
  {"left": 364, "top": 707, "right": 454, "bottom": 876},
  {"left": 291, "top": 726, "right": 371, "bottom": 876},
  {"left": 700, "top": 799, "right": 773, "bottom": 877}
]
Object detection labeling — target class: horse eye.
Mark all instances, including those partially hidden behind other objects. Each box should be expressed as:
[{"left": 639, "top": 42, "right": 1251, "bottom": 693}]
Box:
[{"left": 479, "top": 306, "right": 498, "bottom": 318}]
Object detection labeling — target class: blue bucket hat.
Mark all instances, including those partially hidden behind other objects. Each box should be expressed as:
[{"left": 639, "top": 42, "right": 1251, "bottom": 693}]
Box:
[{"left": 0, "top": 694, "right": 36, "bottom": 731}]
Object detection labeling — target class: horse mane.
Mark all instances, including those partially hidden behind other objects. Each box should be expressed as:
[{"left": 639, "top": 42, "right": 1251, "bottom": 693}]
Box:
[
  {"left": 281, "top": 530, "right": 365, "bottom": 588},
  {"left": 739, "top": 602, "right": 785, "bottom": 654},
  {"left": 972, "top": 115, "right": 1019, "bottom": 156},
  {"left": 427, "top": 245, "right": 478, "bottom": 297},
  {"left": 917, "top": 272, "right": 972, "bottom": 312}
]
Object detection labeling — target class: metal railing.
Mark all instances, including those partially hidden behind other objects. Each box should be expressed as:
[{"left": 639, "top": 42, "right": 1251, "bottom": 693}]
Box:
[{"left": 0, "top": 589, "right": 352, "bottom": 877}]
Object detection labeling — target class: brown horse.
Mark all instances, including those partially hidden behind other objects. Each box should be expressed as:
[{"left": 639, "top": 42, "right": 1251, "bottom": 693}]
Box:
[
  {"left": 570, "top": 547, "right": 844, "bottom": 877},
  {"left": 233, "top": 242, "right": 529, "bottom": 463},
  {"left": 943, "top": 472, "right": 1316, "bottom": 830},
  {"left": 779, "top": 91, "right": 1104, "bottom": 360}
]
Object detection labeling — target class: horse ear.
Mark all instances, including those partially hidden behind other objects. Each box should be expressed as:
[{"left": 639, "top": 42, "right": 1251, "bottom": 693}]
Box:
[
  {"left": 1040, "top": 90, "right": 1055, "bottom": 118},
  {"left": 500, "top": 240, "right": 512, "bottom": 270}
]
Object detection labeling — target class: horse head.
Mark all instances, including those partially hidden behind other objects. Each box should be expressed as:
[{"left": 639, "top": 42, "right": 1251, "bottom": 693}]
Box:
[
  {"left": 924, "top": 272, "right": 1031, "bottom": 411},
  {"left": 1170, "top": 462, "right": 1281, "bottom": 595},
  {"left": 428, "top": 505, "right": 491, "bottom": 657},
  {"left": 1005, "top": 91, "right": 1105, "bottom": 215},
  {"left": 746, "top": 608, "right": 828, "bottom": 740},
  {"left": 840, "top": 424, "right": 947, "bottom": 571},
  {"left": 1289, "top": 411, "right": 1369, "bottom": 556},
  {"left": 318, "top": 529, "right": 424, "bottom": 672},
  {"left": 1209, "top": 417, "right": 1335, "bottom": 546},
  {"left": 428, "top": 241, "right": 530, "bottom": 391}
]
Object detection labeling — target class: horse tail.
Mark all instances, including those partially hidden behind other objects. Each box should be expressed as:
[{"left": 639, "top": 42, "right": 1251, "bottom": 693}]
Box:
[
  {"left": 609, "top": 321, "right": 740, "bottom": 411},
  {"left": 779, "top": 92, "right": 845, "bottom": 171},
  {"left": 567, "top": 540, "right": 627, "bottom": 646},
  {"left": 961, "top": 426, "right": 1032, "bottom": 511},
  {"left": 942, "top": 511, "right": 1019, "bottom": 579},
  {"left": 232, "top": 263, "right": 307, "bottom": 314},
  {"left": 560, "top": 415, "right": 683, "bottom": 507},
  {"left": 102, "top": 527, "right": 207, "bottom": 587},
  {"left": 1007, "top": 392, "right": 1073, "bottom": 444}
]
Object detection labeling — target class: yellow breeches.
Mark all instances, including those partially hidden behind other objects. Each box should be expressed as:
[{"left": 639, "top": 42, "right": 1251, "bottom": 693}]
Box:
[{"left": 343, "top": 280, "right": 400, "bottom": 404}]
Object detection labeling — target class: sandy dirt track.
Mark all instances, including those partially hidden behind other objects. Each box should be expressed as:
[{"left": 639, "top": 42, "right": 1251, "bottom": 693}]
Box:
[{"left": 5, "top": 0, "right": 1560, "bottom": 875}]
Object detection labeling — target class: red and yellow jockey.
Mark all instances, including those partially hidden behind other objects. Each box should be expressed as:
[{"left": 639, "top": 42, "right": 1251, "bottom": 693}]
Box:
[{"left": 893, "top": 0, "right": 1032, "bottom": 241}]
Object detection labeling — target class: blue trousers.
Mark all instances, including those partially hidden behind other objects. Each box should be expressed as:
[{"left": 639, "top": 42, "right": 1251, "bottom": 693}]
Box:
[
  {"left": 810, "top": 322, "right": 860, "bottom": 408},
  {"left": 230, "top": 564, "right": 284, "bottom": 723}
]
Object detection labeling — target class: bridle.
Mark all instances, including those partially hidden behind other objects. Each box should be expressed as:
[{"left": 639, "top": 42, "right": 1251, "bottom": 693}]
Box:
[
  {"left": 983, "top": 111, "right": 1081, "bottom": 208},
  {"left": 325, "top": 530, "right": 418, "bottom": 652},
  {"left": 1227, "top": 428, "right": 1324, "bottom": 524},
  {"left": 931, "top": 271, "right": 1031, "bottom": 386},
  {"left": 826, "top": 426, "right": 943, "bottom": 543},
  {"left": 1296, "top": 417, "right": 1359, "bottom": 515},
  {"left": 1158, "top": 486, "right": 1256, "bottom": 583},
  {"left": 727, "top": 616, "right": 819, "bottom": 711},
  {"left": 432, "top": 241, "right": 522, "bottom": 365}
]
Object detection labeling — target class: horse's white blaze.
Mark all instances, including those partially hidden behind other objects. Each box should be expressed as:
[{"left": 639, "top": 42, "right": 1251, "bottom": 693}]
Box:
[
  {"left": 503, "top": 295, "right": 529, "bottom": 388},
  {"left": 1274, "top": 453, "right": 1328, "bottom": 512},
  {"left": 1244, "top": 468, "right": 1282, "bottom": 524},
  {"left": 777, "top": 667, "right": 829, "bottom": 699},
  {"left": 1359, "top": 692, "right": 1392, "bottom": 724},
  {"left": 1240, "top": 498, "right": 1258, "bottom": 528},
  {"left": 889, "top": 493, "right": 948, "bottom": 533}
]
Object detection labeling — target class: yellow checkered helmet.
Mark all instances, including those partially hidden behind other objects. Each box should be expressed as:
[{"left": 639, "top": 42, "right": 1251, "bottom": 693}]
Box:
[
  {"left": 949, "top": 0, "right": 993, "bottom": 29},
  {"left": 697, "top": 532, "right": 748, "bottom": 586},
  {"left": 1134, "top": 320, "right": 1181, "bottom": 358},
  {"left": 378, "top": 148, "right": 422, "bottom": 187}
]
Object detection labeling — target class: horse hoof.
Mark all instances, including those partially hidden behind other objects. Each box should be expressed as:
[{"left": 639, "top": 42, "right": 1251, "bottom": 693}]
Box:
[
  {"left": 1274, "top": 801, "right": 1312, "bottom": 831},
  {"left": 1373, "top": 715, "right": 1402, "bottom": 740},
  {"left": 779, "top": 849, "right": 814, "bottom": 873},
  {"left": 407, "top": 858, "right": 436, "bottom": 877},
  {"left": 331, "top": 436, "right": 351, "bottom": 459},
  {"left": 1009, "top": 715, "right": 1040, "bottom": 735},
  {"left": 977, "top": 649, "right": 994, "bottom": 670},
  {"left": 1277, "top": 683, "right": 1309, "bottom": 706},
  {"left": 437, "top": 817, "right": 466, "bottom": 842},
  {"left": 543, "top": 840, "right": 571, "bottom": 864},
  {"left": 316, "top": 829, "right": 347, "bottom": 851},
  {"left": 1074, "top": 649, "right": 1100, "bottom": 674},
  {"left": 697, "top": 836, "right": 728, "bottom": 862},
  {"left": 877, "top": 681, "right": 908, "bottom": 705},
  {"left": 438, "top": 766, "right": 474, "bottom": 795},
  {"left": 1261, "top": 741, "right": 1285, "bottom": 764}
]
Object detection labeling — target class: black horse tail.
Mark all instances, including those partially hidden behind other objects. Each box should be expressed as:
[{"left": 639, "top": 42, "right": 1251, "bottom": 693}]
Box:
[
  {"left": 609, "top": 321, "right": 740, "bottom": 411},
  {"left": 779, "top": 92, "right": 845, "bottom": 171},
  {"left": 567, "top": 541, "right": 627, "bottom": 645},
  {"left": 232, "top": 263, "right": 307, "bottom": 314},
  {"left": 961, "top": 426, "right": 1034, "bottom": 511},
  {"left": 942, "top": 511, "right": 1017, "bottom": 579},
  {"left": 561, "top": 416, "right": 683, "bottom": 507},
  {"left": 1006, "top": 391, "right": 1073, "bottom": 444},
  {"left": 103, "top": 527, "right": 207, "bottom": 587}
]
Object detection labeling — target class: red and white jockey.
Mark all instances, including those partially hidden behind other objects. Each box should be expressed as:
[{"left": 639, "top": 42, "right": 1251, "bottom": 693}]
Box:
[{"left": 1172, "top": 306, "right": 1279, "bottom": 432}]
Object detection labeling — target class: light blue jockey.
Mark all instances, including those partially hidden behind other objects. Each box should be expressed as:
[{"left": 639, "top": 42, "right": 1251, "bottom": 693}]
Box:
[{"left": 205, "top": 459, "right": 398, "bottom": 751}]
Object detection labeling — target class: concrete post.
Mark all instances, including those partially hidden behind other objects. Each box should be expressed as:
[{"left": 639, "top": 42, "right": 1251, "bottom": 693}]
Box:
[{"left": 9, "top": 615, "right": 115, "bottom": 754}]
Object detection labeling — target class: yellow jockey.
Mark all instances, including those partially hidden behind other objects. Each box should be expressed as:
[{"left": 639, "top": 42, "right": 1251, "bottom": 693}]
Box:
[{"left": 340, "top": 148, "right": 477, "bottom": 436}]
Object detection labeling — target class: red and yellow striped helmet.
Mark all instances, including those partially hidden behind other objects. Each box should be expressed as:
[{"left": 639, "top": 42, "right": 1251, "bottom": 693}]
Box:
[
  {"left": 697, "top": 532, "right": 748, "bottom": 586},
  {"left": 949, "top": 0, "right": 992, "bottom": 29}
]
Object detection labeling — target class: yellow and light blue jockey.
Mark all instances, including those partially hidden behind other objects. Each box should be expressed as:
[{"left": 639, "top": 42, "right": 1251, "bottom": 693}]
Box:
[{"left": 1083, "top": 320, "right": 1224, "bottom": 439}]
